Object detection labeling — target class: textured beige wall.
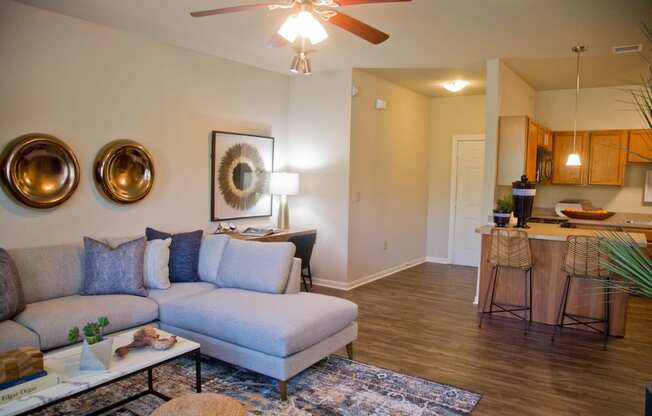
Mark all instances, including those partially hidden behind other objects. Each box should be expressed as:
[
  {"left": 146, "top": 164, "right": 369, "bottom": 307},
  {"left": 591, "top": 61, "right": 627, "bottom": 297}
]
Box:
[
  {"left": 0, "top": 1, "right": 289, "bottom": 248},
  {"left": 426, "top": 95, "right": 486, "bottom": 260},
  {"left": 287, "top": 71, "right": 352, "bottom": 284},
  {"left": 348, "top": 70, "right": 430, "bottom": 281},
  {"left": 534, "top": 86, "right": 651, "bottom": 213}
]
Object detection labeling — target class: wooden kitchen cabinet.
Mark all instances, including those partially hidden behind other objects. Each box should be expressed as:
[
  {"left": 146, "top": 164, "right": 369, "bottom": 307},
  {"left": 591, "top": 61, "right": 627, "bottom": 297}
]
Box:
[
  {"left": 552, "top": 131, "right": 588, "bottom": 185},
  {"left": 525, "top": 119, "right": 538, "bottom": 181},
  {"left": 587, "top": 130, "right": 627, "bottom": 186},
  {"left": 538, "top": 127, "right": 553, "bottom": 151},
  {"left": 627, "top": 129, "right": 652, "bottom": 163}
]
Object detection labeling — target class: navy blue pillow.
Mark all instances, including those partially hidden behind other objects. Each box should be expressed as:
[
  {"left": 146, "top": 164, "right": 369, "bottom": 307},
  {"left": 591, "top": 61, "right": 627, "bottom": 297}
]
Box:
[{"left": 146, "top": 228, "right": 203, "bottom": 282}]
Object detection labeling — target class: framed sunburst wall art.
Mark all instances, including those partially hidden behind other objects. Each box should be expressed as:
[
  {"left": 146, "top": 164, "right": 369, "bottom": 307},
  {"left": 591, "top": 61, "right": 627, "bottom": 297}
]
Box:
[{"left": 211, "top": 131, "right": 274, "bottom": 221}]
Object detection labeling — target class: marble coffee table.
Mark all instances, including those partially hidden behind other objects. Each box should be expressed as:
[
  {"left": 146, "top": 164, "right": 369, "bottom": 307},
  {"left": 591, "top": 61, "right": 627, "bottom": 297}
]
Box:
[{"left": 0, "top": 328, "right": 201, "bottom": 416}]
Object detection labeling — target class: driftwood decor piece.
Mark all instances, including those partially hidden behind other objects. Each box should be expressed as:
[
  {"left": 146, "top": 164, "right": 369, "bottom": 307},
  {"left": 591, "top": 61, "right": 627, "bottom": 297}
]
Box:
[
  {"left": 0, "top": 346, "right": 44, "bottom": 384},
  {"left": 115, "top": 326, "right": 177, "bottom": 358},
  {"left": 0, "top": 133, "right": 80, "bottom": 208},
  {"left": 94, "top": 139, "right": 155, "bottom": 204}
]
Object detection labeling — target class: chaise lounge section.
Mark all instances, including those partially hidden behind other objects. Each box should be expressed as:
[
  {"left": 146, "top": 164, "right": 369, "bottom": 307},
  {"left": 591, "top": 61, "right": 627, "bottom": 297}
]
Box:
[{"left": 0, "top": 234, "right": 358, "bottom": 400}]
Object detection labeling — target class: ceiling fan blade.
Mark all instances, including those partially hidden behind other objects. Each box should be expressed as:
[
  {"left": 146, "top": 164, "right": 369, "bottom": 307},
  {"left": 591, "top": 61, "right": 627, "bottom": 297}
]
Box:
[
  {"left": 326, "top": 12, "right": 389, "bottom": 44},
  {"left": 336, "top": 0, "right": 411, "bottom": 5},
  {"left": 190, "top": 3, "right": 278, "bottom": 18}
]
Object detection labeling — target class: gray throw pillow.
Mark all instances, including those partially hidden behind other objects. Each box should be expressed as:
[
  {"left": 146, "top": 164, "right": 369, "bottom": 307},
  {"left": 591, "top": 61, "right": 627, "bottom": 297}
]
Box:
[
  {"left": 82, "top": 237, "right": 147, "bottom": 297},
  {"left": 0, "top": 248, "right": 26, "bottom": 321}
]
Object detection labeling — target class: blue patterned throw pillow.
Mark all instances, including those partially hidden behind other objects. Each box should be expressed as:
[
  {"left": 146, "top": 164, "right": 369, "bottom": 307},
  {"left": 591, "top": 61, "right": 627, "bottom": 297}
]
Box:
[
  {"left": 82, "top": 237, "right": 147, "bottom": 297},
  {"left": 146, "top": 228, "right": 203, "bottom": 282}
]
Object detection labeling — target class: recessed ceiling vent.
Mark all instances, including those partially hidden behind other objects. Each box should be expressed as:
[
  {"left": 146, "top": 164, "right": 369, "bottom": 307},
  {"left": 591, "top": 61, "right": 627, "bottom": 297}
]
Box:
[{"left": 612, "top": 44, "right": 642, "bottom": 55}]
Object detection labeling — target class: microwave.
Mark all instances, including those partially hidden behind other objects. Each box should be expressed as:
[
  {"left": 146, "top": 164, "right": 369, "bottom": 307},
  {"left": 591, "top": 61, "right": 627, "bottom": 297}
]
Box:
[{"left": 536, "top": 148, "right": 552, "bottom": 183}]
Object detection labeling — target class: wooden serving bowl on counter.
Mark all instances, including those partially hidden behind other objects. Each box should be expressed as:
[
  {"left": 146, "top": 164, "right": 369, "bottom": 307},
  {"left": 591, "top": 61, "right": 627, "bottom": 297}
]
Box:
[{"left": 561, "top": 209, "right": 615, "bottom": 220}]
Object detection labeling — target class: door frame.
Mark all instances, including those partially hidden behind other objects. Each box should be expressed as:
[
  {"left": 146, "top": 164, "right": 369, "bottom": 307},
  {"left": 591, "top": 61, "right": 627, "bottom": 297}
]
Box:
[{"left": 448, "top": 134, "right": 485, "bottom": 267}]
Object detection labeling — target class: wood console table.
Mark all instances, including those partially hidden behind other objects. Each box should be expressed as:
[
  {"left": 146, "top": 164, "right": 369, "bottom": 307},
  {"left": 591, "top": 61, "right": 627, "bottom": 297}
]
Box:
[{"left": 228, "top": 228, "right": 316, "bottom": 243}]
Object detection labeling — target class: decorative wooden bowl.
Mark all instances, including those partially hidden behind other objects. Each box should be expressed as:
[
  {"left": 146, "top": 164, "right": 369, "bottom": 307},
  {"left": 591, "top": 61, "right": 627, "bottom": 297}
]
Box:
[{"left": 561, "top": 209, "right": 615, "bottom": 220}]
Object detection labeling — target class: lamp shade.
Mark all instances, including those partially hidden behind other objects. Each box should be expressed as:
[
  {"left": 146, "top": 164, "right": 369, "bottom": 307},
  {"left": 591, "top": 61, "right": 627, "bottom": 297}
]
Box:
[{"left": 270, "top": 172, "right": 299, "bottom": 196}]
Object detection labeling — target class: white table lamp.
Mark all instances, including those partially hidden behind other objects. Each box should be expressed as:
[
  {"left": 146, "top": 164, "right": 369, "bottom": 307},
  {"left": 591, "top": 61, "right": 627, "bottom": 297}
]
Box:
[{"left": 270, "top": 172, "right": 299, "bottom": 229}]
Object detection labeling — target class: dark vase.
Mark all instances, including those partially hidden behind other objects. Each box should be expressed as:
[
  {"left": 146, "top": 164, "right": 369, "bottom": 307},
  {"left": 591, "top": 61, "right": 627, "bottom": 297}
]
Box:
[
  {"left": 646, "top": 382, "right": 651, "bottom": 416},
  {"left": 493, "top": 209, "right": 511, "bottom": 227}
]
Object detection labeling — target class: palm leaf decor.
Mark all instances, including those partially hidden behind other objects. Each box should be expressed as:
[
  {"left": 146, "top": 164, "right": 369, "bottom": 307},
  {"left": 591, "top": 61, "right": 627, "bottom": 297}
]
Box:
[
  {"left": 598, "top": 231, "right": 652, "bottom": 298},
  {"left": 626, "top": 23, "right": 652, "bottom": 162}
]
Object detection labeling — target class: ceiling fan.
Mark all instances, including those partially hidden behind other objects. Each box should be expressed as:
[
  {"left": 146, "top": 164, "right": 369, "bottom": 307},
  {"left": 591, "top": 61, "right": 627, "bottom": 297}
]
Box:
[{"left": 190, "top": 0, "right": 411, "bottom": 74}]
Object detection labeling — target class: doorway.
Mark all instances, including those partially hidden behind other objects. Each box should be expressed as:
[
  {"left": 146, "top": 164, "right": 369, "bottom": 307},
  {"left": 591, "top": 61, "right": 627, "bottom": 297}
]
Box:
[{"left": 449, "top": 136, "right": 485, "bottom": 267}]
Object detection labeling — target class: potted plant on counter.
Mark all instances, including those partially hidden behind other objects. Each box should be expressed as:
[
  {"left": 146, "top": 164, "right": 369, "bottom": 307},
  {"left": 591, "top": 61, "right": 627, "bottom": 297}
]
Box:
[
  {"left": 68, "top": 316, "right": 112, "bottom": 370},
  {"left": 493, "top": 196, "right": 513, "bottom": 227}
]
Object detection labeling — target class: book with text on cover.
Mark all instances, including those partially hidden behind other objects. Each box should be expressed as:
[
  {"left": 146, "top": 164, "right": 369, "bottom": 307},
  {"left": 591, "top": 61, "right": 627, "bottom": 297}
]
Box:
[{"left": 0, "top": 372, "right": 60, "bottom": 405}]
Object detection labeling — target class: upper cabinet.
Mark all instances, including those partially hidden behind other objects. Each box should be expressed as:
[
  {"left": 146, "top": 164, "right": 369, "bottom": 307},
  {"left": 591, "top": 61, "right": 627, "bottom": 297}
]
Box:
[
  {"left": 551, "top": 130, "right": 627, "bottom": 186},
  {"left": 525, "top": 119, "right": 539, "bottom": 181},
  {"left": 497, "top": 116, "right": 545, "bottom": 186},
  {"left": 627, "top": 130, "right": 652, "bottom": 163},
  {"left": 587, "top": 130, "right": 627, "bottom": 186},
  {"left": 552, "top": 131, "right": 588, "bottom": 185}
]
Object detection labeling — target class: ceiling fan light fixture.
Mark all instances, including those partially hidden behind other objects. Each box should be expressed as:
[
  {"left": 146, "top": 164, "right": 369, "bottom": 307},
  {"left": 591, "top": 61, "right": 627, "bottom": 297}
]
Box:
[
  {"left": 442, "top": 80, "right": 470, "bottom": 92},
  {"left": 278, "top": 11, "right": 328, "bottom": 45},
  {"left": 290, "top": 55, "right": 301, "bottom": 73}
]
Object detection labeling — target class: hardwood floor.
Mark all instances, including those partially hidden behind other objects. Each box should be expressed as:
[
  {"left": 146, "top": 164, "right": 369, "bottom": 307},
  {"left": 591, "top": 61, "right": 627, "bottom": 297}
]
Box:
[{"left": 314, "top": 262, "right": 652, "bottom": 416}]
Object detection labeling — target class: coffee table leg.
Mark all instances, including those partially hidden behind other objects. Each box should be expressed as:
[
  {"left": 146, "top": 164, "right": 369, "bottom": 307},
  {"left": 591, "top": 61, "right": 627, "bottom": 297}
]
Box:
[
  {"left": 195, "top": 349, "right": 202, "bottom": 393},
  {"left": 148, "top": 368, "right": 154, "bottom": 392}
]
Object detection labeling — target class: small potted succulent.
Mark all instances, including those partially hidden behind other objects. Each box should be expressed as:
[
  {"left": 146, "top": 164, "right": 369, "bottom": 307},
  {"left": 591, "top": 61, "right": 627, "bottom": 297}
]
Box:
[
  {"left": 493, "top": 196, "right": 513, "bottom": 227},
  {"left": 68, "top": 316, "right": 112, "bottom": 370}
]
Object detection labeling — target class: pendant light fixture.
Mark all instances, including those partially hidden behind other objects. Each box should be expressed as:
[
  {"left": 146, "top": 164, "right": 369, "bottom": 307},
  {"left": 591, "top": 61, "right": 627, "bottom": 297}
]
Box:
[{"left": 566, "top": 45, "right": 586, "bottom": 167}]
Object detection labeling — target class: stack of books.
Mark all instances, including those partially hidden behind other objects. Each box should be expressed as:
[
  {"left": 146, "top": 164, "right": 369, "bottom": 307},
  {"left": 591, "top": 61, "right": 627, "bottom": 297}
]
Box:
[{"left": 0, "top": 347, "right": 59, "bottom": 405}]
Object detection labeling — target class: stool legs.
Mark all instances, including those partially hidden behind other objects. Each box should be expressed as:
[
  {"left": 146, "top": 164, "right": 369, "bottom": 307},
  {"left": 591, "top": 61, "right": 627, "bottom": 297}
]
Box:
[
  {"left": 479, "top": 265, "right": 532, "bottom": 334},
  {"left": 478, "top": 266, "right": 498, "bottom": 328},
  {"left": 603, "top": 277, "right": 610, "bottom": 351},
  {"left": 551, "top": 274, "right": 610, "bottom": 349}
]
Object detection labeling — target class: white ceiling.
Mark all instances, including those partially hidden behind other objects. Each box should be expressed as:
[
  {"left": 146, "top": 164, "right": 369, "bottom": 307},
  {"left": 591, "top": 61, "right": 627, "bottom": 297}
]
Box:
[{"left": 16, "top": 0, "right": 652, "bottom": 93}]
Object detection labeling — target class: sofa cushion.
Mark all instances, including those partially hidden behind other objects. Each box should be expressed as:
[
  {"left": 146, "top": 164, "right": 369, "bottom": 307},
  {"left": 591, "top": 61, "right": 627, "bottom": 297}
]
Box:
[
  {"left": 216, "top": 240, "right": 295, "bottom": 294},
  {"left": 198, "top": 235, "right": 230, "bottom": 284},
  {"left": 148, "top": 282, "right": 216, "bottom": 305},
  {"left": 0, "top": 320, "right": 40, "bottom": 353},
  {"left": 144, "top": 238, "right": 172, "bottom": 289},
  {"left": 146, "top": 228, "right": 203, "bottom": 283},
  {"left": 81, "top": 237, "right": 147, "bottom": 297},
  {"left": 159, "top": 289, "right": 357, "bottom": 357},
  {"left": 8, "top": 244, "right": 83, "bottom": 304},
  {"left": 0, "top": 248, "right": 26, "bottom": 321},
  {"left": 14, "top": 295, "right": 158, "bottom": 350}
]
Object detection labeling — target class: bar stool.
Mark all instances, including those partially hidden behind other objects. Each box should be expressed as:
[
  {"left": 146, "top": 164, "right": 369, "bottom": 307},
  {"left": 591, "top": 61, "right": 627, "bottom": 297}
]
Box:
[
  {"left": 478, "top": 228, "right": 533, "bottom": 335},
  {"left": 551, "top": 235, "right": 611, "bottom": 350}
]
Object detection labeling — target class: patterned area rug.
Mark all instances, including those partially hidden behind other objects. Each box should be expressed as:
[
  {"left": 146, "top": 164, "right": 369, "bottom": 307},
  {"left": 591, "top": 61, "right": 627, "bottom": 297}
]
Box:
[{"left": 36, "top": 355, "right": 481, "bottom": 415}]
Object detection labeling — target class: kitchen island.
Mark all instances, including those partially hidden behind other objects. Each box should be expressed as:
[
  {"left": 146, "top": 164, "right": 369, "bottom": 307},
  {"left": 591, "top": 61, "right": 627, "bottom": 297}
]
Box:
[{"left": 475, "top": 223, "right": 647, "bottom": 336}]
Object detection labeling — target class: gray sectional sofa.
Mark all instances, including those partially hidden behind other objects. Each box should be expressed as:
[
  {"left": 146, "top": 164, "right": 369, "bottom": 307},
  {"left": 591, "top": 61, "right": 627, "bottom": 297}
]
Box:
[{"left": 0, "top": 234, "right": 358, "bottom": 399}]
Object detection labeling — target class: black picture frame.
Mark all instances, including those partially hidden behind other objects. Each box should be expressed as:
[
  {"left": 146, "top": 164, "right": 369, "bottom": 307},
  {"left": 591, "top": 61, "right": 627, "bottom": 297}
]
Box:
[{"left": 210, "top": 130, "right": 274, "bottom": 221}]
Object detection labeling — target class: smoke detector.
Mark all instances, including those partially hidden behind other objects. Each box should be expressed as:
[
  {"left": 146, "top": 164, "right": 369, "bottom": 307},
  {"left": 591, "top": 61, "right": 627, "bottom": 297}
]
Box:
[{"left": 612, "top": 44, "right": 642, "bottom": 55}]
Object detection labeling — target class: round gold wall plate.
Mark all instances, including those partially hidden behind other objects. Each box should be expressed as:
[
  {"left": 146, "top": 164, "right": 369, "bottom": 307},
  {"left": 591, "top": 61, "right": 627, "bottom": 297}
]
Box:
[
  {"left": 1, "top": 134, "right": 80, "bottom": 209},
  {"left": 95, "top": 139, "right": 154, "bottom": 203}
]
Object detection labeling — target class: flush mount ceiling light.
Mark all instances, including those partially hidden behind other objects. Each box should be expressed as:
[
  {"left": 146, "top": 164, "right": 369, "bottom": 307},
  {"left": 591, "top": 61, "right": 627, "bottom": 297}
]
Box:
[
  {"left": 566, "top": 45, "right": 586, "bottom": 167},
  {"left": 190, "top": 0, "right": 412, "bottom": 75},
  {"left": 442, "top": 80, "right": 470, "bottom": 92}
]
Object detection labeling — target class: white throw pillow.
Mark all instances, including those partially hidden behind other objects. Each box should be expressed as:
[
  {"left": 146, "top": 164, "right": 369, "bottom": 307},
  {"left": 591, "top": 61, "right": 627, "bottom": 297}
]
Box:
[
  {"left": 198, "top": 234, "right": 230, "bottom": 283},
  {"left": 143, "top": 238, "right": 171, "bottom": 289}
]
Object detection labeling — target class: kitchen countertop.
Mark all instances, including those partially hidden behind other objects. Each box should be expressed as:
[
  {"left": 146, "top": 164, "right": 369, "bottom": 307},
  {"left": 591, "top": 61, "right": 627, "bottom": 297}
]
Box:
[
  {"left": 475, "top": 223, "right": 647, "bottom": 246},
  {"left": 531, "top": 208, "right": 652, "bottom": 229}
]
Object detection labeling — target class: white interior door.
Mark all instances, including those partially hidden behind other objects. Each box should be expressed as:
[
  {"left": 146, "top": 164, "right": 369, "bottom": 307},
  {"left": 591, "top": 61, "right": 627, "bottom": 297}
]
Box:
[{"left": 452, "top": 139, "right": 485, "bottom": 267}]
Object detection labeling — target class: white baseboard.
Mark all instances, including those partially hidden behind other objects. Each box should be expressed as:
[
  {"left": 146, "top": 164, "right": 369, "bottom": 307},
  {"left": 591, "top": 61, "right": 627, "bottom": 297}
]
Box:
[
  {"left": 425, "top": 256, "right": 451, "bottom": 264},
  {"left": 312, "top": 257, "right": 426, "bottom": 291}
]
